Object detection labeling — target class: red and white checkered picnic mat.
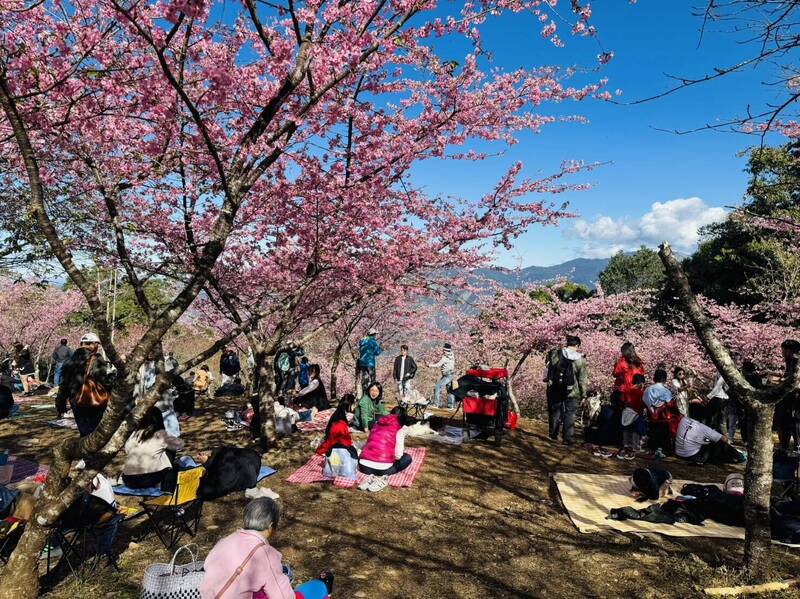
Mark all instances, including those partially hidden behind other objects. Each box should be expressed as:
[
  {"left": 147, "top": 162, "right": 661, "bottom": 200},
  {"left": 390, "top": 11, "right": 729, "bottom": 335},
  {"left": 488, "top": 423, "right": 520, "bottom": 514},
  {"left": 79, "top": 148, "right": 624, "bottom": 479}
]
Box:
[
  {"left": 286, "top": 447, "right": 427, "bottom": 488},
  {"left": 294, "top": 408, "right": 353, "bottom": 433}
]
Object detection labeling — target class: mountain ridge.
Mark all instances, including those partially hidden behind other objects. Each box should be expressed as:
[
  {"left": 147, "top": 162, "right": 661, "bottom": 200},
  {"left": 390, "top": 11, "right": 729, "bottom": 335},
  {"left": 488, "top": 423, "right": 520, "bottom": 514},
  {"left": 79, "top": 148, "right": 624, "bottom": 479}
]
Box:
[{"left": 477, "top": 256, "right": 610, "bottom": 289}]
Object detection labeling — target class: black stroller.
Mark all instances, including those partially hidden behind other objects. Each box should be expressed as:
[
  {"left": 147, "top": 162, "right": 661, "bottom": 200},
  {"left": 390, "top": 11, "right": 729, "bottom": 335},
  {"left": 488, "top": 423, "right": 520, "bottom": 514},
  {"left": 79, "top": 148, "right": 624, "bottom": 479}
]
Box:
[{"left": 450, "top": 368, "right": 511, "bottom": 446}]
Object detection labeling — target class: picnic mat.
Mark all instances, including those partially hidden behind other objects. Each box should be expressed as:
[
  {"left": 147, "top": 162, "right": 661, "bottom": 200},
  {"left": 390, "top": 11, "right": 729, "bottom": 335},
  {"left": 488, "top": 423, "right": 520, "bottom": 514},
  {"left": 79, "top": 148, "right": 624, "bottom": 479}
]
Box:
[
  {"left": 286, "top": 447, "right": 427, "bottom": 488},
  {"left": 47, "top": 418, "right": 78, "bottom": 430},
  {"left": 1, "top": 456, "right": 49, "bottom": 487},
  {"left": 113, "top": 465, "right": 277, "bottom": 497},
  {"left": 553, "top": 473, "right": 747, "bottom": 540}
]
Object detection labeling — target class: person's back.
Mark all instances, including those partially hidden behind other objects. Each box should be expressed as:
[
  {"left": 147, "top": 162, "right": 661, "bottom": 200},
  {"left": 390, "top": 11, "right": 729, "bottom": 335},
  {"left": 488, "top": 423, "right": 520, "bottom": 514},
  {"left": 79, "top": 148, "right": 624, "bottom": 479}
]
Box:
[
  {"left": 52, "top": 342, "right": 72, "bottom": 364},
  {"left": 358, "top": 336, "right": 381, "bottom": 368},
  {"left": 201, "top": 529, "right": 293, "bottom": 599}
]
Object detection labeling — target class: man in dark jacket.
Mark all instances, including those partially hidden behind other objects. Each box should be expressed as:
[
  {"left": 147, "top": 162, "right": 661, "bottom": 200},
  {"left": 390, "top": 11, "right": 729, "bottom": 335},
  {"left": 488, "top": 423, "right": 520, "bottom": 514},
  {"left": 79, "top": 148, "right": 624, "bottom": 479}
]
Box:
[
  {"left": 56, "top": 333, "right": 116, "bottom": 437},
  {"left": 544, "top": 335, "right": 588, "bottom": 446},
  {"left": 393, "top": 345, "right": 417, "bottom": 399},
  {"left": 52, "top": 338, "right": 73, "bottom": 387}
]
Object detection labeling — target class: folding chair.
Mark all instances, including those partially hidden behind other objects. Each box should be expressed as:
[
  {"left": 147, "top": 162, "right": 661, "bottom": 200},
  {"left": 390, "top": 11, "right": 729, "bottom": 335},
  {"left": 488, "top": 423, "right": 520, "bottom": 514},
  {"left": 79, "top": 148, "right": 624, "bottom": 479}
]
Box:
[
  {"left": 46, "top": 511, "right": 123, "bottom": 579},
  {"left": 0, "top": 518, "right": 24, "bottom": 564},
  {"left": 141, "top": 467, "right": 205, "bottom": 550}
]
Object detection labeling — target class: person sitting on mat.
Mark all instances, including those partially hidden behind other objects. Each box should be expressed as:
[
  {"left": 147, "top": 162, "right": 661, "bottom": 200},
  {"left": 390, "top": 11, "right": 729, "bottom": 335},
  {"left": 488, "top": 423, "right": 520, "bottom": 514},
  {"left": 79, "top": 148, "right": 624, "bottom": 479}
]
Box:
[
  {"left": 316, "top": 394, "right": 357, "bottom": 458},
  {"left": 121, "top": 407, "right": 184, "bottom": 492},
  {"left": 294, "top": 364, "right": 330, "bottom": 411},
  {"left": 353, "top": 382, "right": 388, "bottom": 432},
  {"left": 200, "top": 497, "right": 333, "bottom": 599},
  {"left": 674, "top": 415, "right": 746, "bottom": 465},
  {"left": 357, "top": 406, "right": 413, "bottom": 493}
]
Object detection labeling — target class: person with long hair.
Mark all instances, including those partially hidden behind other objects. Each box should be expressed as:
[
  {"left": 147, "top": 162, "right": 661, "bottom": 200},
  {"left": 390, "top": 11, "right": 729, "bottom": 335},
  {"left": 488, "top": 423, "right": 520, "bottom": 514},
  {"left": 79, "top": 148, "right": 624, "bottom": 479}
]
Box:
[
  {"left": 613, "top": 342, "right": 646, "bottom": 456},
  {"left": 353, "top": 382, "right": 388, "bottom": 432},
  {"left": 122, "top": 407, "right": 184, "bottom": 492},
  {"left": 295, "top": 364, "right": 330, "bottom": 411},
  {"left": 316, "top": 394, "right": 357, "bottom": 457}
]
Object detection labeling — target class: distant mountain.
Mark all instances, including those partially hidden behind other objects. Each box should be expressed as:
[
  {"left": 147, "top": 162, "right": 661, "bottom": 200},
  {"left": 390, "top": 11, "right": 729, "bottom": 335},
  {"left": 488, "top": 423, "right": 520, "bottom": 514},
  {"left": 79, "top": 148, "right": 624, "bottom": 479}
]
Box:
[{"left": 476, "top": 257, "right": 610, "bottom": 289}]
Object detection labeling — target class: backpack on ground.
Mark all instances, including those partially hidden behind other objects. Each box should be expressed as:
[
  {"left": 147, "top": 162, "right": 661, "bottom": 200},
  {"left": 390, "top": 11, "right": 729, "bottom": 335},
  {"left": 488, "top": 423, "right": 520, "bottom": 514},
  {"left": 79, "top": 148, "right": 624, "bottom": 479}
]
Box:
[{"left": 548, "top": 352, "right": 575, "bottom": 399}]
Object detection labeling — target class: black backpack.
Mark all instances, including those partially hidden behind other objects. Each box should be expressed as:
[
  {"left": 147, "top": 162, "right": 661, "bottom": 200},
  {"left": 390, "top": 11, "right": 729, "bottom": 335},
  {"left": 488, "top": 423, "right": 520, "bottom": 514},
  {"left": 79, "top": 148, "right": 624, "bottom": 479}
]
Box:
[{"left": 549, "top": 352, "right": 575, "bottom": 398}]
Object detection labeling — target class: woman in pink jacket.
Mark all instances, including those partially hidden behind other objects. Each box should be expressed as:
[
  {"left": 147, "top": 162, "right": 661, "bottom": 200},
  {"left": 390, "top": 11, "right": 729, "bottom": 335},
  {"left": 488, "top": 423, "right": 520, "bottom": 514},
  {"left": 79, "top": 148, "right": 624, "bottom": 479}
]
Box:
[
  {"left": 201, "top": 497, "right": 332, "bottom": 599},
  {"left": 357, "top": 407, "right": 413, "bottom": 493}
]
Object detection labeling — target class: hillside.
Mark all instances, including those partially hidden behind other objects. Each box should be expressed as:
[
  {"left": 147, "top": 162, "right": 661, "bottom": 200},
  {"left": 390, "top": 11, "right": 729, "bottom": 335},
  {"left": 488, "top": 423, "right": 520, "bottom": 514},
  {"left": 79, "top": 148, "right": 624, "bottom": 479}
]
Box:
[{"left": 477, "top": 257, "right": 610, "bottom": 289}]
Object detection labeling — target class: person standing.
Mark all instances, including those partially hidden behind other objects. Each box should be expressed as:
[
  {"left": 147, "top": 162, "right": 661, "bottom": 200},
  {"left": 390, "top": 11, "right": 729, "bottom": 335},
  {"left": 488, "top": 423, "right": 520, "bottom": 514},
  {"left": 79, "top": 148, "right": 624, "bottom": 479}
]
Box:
[
  {"left": 51, "top": 338, "right": 73, "bottom": 387},
  {"left": 12, "top": 342, "right": 35, "bottom": 394},
  {"left": 357, "top": 329, "right": 382, "bottom": 390},
  {"left": 427, "top": 342, "right": 456, "bottom": 409},
  {"left": 220, "top": 347, "right": 241, "bottom": 386},
  {"left": 55, "top": 333, "right": 116, "bottom": 437},
  {"left": 671, "top": 367, "right": 691, "bottom": 417},
  {"left": 544, "top": 335, "right": 588, "bottom": 445},
  {"left": 165, "top": 351, "right": 179, "bottom": 372},
  {"left": 613, "top": 342, "right": 646, "bottom": 410},
  {"left": 706, "top": 374, "right": 729, "bottom": 434},
  {"left": 777, "top": 339, "right": 800, "bottom": 450},
  {"left": 393, "top": 345, "right": 417, "bottom": 400}
]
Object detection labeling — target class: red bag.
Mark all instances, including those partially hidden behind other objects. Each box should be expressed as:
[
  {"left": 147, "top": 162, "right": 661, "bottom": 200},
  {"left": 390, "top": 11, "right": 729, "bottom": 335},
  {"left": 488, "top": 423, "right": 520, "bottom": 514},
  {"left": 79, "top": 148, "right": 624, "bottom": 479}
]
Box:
[{"left": 505, "top": 411, "right": 518, "bottom": 430}]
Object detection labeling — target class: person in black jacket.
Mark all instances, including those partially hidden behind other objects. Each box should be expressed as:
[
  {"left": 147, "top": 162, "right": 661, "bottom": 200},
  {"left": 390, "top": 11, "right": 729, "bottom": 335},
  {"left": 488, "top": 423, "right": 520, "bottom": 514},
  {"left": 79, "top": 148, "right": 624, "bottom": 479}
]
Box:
[
  {"left": 56, "top": 333, "right": 116, "bottom": 437},
  {"left": 393, "top": 345, "right": 417, "bottom": 400},
  {"left": 219, "top": 347, "right": 241, "bottom": 385}
]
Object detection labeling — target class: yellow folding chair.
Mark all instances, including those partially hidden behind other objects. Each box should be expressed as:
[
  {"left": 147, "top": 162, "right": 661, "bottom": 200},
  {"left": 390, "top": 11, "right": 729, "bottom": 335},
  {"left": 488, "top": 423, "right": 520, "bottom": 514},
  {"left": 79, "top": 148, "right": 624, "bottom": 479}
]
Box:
[{"left": 141, "top": 467, "right": 205, "bottom": 550}]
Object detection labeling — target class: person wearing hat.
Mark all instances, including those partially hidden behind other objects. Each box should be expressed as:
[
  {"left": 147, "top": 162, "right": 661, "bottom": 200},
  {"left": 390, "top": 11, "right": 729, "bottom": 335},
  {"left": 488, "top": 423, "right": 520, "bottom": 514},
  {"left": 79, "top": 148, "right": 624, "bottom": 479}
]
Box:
[
  {"left": 357, "top": 329, "right": 382, "bottom": 391},
  {"left": 427, "top": 343, "right": 456, "bottom": 409},
  {"left": 56, "top": 333, "right": 116, "bottom": 437}
]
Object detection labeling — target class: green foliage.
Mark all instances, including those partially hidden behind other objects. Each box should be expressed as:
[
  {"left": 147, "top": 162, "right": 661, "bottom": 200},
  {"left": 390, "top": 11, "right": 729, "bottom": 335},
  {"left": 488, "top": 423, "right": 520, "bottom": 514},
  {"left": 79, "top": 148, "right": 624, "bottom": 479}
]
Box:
[
  {"left": 598, "top": 246, "right": 665, "bottom": 295},
  {"left": 65, "top": 268, "right": 171, "bottom": 328},
  {"left": 685, "top": 142, "right": 800, "bottom": 305}
]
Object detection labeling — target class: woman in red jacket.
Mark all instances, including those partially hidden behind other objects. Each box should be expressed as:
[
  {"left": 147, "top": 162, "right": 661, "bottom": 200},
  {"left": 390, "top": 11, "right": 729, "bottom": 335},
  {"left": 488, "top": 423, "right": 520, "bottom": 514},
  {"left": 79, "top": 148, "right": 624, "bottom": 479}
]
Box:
[
  {"left": 316, "top": 394, "right": 356, "bottom": 457},
  {"left": 613, "top": 342, "right": 646, "bottom": 411}
]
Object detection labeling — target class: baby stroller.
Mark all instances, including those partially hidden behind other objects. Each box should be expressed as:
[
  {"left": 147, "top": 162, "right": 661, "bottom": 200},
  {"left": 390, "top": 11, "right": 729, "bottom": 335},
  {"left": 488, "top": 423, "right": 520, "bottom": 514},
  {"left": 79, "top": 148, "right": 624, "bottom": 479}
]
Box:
[{"left": 451, "top": 368, "right": 511, "bottom": 447}]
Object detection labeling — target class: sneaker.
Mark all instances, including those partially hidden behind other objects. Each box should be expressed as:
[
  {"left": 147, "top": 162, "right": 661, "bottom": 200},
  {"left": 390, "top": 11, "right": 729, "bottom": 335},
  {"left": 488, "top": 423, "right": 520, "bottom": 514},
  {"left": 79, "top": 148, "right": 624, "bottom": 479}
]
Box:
[
  {"left": 358, "top": 474, "right": 375, "bottom": 491},
  {"left": 367, "top": 475, "right": 388, "bottom": 493}
]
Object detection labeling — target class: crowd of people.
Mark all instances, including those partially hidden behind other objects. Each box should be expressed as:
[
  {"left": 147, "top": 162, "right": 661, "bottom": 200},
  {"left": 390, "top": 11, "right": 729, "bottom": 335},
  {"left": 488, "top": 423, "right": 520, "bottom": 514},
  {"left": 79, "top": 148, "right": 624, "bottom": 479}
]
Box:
[{"left": 544, "top": 334, "right": 800, "bottom": 465}]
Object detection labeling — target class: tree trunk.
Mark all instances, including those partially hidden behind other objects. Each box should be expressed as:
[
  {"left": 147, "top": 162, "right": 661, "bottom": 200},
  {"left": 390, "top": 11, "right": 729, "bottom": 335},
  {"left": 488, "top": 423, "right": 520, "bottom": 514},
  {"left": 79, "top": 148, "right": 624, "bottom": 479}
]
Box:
[
  {"left": 742, "top": 401, "right": 776, "bottom": 579},
  {"left": 255, "top": 352, "right": 278, "bottom": 451},
  {"left": 0, "top": 519, "right": 48, "bottom": 598},
  {"left": 330, "top": 340, "right": 345, "bottom": 400}
]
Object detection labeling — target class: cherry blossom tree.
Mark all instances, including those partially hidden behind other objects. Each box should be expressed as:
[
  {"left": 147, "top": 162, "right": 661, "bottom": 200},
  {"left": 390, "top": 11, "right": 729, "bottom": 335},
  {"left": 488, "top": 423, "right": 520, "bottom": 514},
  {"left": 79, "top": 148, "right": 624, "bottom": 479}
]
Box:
[
  {"left": 660, "top": 243, "right": 799, "bottom": 578},
  {"left": 0, "top": 278, "right": 84, "bottom": 376}
]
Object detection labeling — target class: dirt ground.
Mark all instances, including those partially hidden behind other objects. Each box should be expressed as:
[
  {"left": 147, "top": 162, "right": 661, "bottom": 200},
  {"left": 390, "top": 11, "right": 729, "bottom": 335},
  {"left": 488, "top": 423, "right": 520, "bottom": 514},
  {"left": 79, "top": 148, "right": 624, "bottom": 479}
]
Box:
[{"left": 2, "top": 395, "right": 800, "bottom": 599}]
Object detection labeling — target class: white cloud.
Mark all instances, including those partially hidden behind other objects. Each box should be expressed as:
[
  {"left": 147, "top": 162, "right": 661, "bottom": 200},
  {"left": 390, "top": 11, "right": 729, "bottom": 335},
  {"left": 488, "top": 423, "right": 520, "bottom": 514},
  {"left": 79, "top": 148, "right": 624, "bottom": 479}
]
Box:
[{"left": 566, "top": 197, "right": 728, "bottom": 258}]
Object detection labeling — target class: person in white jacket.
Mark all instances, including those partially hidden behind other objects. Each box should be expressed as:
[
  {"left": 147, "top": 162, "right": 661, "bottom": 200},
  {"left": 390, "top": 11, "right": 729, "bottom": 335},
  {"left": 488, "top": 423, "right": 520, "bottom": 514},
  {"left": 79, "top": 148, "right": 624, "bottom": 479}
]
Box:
[{"left": 427, "top": 343, "right": 456, "bottom": 409}]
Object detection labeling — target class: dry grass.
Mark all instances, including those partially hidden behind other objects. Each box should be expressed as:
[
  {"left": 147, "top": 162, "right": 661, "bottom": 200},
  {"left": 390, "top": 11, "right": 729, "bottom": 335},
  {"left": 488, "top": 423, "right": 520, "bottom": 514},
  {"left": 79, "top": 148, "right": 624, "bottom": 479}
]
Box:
[{"left": 2, "top": 395, "right": 800, "bottom": 599}]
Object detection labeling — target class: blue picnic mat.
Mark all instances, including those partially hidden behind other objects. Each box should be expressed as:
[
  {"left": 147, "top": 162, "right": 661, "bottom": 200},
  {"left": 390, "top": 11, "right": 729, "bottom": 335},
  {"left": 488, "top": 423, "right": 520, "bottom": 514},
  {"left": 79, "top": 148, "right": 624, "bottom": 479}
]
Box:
[{"left": 112, "top": 465, "right": 277, "bottom": 497}]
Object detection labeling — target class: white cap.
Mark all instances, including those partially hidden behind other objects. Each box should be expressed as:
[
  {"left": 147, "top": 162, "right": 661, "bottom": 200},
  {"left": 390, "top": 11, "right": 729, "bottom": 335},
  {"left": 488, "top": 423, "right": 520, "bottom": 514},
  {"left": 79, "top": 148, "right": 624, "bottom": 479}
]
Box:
[
  {"left": 80, "top": 333, "right": 101, "bottom": 344},
  {"left": 368, "top": 328, "right": 378, "bottom": 336}
]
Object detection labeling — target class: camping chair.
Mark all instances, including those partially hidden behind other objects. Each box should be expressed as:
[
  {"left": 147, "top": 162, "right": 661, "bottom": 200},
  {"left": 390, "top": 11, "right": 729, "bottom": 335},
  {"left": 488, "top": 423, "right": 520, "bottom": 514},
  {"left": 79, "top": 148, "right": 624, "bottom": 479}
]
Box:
[
  {"left": 0, "top": 517, "right": 24, "bottom": 564},
  {"left": 141, "top": 467, "right": 205, "bottom": 550},
  {"left": 45, "top": 511, "right": 123, "bottom": 579},
  {"left": 773, "top": 451, "right": 800, "bottom": 501}
]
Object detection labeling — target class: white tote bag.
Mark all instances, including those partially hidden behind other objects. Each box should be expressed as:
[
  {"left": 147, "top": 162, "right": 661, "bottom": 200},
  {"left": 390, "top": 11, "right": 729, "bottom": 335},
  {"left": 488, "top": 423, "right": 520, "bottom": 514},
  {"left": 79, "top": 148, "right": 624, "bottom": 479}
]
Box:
[{"left": 141, "top": 544, "right": 204, "bottom": 599}]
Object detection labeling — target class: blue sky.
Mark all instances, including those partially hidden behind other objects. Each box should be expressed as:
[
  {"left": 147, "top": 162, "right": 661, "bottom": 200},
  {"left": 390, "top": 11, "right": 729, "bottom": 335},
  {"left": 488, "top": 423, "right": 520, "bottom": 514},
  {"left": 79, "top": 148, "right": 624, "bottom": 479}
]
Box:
[{"left": 409, "top": 1, "right": 784, "bottom": 267}]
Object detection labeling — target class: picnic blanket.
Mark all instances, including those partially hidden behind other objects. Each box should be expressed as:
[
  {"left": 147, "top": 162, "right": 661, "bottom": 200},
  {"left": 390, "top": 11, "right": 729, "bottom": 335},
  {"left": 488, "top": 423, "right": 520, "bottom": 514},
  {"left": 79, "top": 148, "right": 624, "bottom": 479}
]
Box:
[
  {"left": 554, "top": 473, "right": 749, "bottom": 540},
  {"left": 295, "top": 408, "right": 335, "bottom": 433},
  {"left": 1, "top": 456, "right": 49, "bottom": 487},
  {"left": 287, "top": 447, "right": 426, "bottom": 488},
  {"left": 113, "top": 465, "right": 277, "bottom": 497},
  {"left": 47, "top": 418, "right": 78, "bottom": 430}
]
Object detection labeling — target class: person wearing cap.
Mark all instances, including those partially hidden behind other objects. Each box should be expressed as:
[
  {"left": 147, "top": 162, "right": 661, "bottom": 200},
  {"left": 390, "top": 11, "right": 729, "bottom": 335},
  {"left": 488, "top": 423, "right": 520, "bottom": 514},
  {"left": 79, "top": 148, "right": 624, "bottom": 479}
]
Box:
[
  {"left": 427, "top": 343, "right": 456, "bottom": 409},
  {"left": 56, "top": 333, "right": 116, "bottom": 437},
  {"left": 357, "top": 329, "right": 382, "bottom": 391}
]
